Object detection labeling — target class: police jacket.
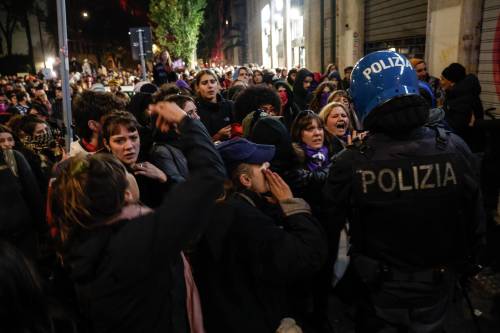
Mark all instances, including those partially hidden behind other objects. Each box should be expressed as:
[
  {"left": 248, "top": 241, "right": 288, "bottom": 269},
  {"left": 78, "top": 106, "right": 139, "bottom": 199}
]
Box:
[
  {"left": 196, "top": 94, "right": 235, "bottom": 138},
  {"left": 63, "top": 118, "right": 225, "bottom": 333},
  {"left": 194, "top": 190, "right": 327, "bottom": 333},
  {"left": 323, "top": 124, "right": 485, "bottom": 272}
]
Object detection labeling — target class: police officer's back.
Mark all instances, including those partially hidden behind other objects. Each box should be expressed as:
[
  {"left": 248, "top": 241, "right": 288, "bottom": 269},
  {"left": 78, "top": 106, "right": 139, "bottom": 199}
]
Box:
[{"left": 323, "top": 51, "right": 485, "bottom": 332}]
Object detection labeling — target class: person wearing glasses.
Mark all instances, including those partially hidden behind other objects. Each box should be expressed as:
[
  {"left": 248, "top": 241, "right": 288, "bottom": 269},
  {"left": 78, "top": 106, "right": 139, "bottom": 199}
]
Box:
[
  {"left": 194, "top": 69, "right": 235, "bottom": 142},
  {"left": 292, "top": 68, "right": 315, "bottom": 111}
]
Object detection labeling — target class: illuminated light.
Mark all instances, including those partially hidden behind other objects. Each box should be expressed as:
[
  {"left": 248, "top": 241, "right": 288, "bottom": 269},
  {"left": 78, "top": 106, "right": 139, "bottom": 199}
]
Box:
[
  {"left": 289, "top": 8, "right": 301, "bottom": 20},
  {"left": 46, "top": 57, "right": 55, "bottom": 69},
  {"left": 262, "top": 4, "right": 270, "bottom": 22},
  {"left": 388, "top": 47, "right": 396, "bottom": 52},
  {"left": 225, "top": 20, "right": 229, "bottom": 25},
  {"left": 152, "top": 43, "right": 160, "bottom": 54},
  {"left": 275, "top": 0, "right": 283, "bottom": 12},
  {"left": 82, "top": 11, "right": 89, "bottom": 18}
]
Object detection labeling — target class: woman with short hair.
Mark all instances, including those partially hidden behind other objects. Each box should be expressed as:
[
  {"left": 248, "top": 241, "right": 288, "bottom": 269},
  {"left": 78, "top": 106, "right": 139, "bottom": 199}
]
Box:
[{"left": 194, "top": 69, "right": 235, "bottom": 142}]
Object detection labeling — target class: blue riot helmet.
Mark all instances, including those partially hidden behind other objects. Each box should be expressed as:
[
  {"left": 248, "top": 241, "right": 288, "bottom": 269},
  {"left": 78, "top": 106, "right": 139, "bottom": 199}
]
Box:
[
  {"left": 417, "top": 81, "right": 436, "bottom": 108},
  {"left": 350, "top": 50, "right": 420, "bottom": 124}
]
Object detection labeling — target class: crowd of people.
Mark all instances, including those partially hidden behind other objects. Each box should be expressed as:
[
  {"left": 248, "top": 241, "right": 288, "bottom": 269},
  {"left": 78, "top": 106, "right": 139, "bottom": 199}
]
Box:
[{"left": 0, "top": 48, "right": 499, "bottom": 333}]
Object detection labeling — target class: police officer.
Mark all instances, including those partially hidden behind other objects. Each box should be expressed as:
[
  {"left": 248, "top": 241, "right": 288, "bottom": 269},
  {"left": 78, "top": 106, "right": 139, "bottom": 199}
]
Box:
[{"left": 323, "top": 50, "right": 485, "bottom": 332}]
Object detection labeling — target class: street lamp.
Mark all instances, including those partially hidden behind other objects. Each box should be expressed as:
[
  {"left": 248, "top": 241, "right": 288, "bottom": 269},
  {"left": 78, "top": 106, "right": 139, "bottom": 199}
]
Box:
[{"left": 82, "top": 11, "right": 89, "bottom": 19}]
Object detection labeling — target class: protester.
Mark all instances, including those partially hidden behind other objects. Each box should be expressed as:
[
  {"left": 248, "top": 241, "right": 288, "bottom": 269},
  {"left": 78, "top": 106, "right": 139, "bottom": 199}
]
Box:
[
  {"left": 102, "top": 111, "right": 169, "bottom": 208},
  {"left": 50, "top": 101, "right": 225, "bottom": 333},
  {"left": 194, "top": 137, "right": 327, "bottom": 333},
  {"left": 319, "top": 102, "right": 352, "bottom": 152},
  {"left": 441, "top": 62, "right": 485, "bottom": 152},
  {"left": 293, "top": 69, "right": 314, "bottom": 111},
  {"left": 309, "top": 81, "right": 337, "bottom": 113},
  {"left": 71, "top": 91, "right": 124, "bottom": 156},
  {"left": 194, "top": 69, "right": 235, "bottom": 142},
  {"left": 0, "top": 45, "right": 495, "bottom": 333}
]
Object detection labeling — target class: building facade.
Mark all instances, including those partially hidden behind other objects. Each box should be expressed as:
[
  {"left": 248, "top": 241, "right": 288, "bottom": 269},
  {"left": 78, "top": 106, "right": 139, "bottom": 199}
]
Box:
[{"left": 245, "top": 0, "right": 500, "bottom": 114}]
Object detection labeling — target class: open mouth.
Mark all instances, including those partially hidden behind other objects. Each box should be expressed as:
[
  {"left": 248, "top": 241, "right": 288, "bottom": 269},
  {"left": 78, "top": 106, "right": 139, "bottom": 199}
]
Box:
[
  {"left": 336, "top": 122, "right": 346, "bottom": 130},
  {"left": 124, "top": 152, "right": 137, "bottom": 160}
]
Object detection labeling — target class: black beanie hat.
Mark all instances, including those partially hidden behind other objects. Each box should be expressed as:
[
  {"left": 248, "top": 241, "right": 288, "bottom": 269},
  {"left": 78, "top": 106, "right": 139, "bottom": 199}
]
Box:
[
  {"left": 249, "top": 117, "right": 297, "bottom": 170},
  {"left": 250, "top": 116, "right": 289, "bottom": 146},
  {"left": 441, "top": 63, "right": 466, "bottom": 83}
]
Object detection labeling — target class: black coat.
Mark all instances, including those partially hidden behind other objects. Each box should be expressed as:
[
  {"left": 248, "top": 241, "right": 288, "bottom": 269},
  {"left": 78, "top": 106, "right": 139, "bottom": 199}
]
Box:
[
  {"left": 196, "top": 94, "right": 235, "bottom": 138},
  {"left": 0, "top": 150, "right": 44, "bottom": 258},
  {"left": 194, "top": 190, "right": 327, "bottom": 333},
  {"left": 64, "top": 118, "right": 225, "bottom": 333},
  {"left": 149, "top": 132, "right": 189, "bottom": 191},
  {"left": 292, "top": 69, "right": 314, "bottom": 111},
  {"left": 444, "top": 74, "right": 485, "bottom": 152}
]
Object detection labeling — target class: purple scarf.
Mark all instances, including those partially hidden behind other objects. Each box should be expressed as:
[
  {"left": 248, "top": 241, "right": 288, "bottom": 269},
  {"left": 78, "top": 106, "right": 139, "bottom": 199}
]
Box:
[
  {"left": 301, "top": 144, "right": 329, "bottom": 171},
  {"left": 320, "top": 92, "right": 331, "bottom": 109}
]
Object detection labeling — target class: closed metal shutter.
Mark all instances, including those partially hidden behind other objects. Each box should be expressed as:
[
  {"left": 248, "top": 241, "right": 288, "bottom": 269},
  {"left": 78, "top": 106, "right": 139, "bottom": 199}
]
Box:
[
  {"left": 364, "top": 0, "right": 428, "bottom": 58},
  {"left": 478, "top": 0, "right": 500, "bottom": 117}
]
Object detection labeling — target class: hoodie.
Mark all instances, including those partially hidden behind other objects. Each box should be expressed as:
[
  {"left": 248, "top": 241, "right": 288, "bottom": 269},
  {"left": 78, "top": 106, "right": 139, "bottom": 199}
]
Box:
[
  {"left": 292, "top": 68, "right": 314, "bottom": 111},
  {"left": 274, "top": 80, "right": 300, "bottom": 129}
]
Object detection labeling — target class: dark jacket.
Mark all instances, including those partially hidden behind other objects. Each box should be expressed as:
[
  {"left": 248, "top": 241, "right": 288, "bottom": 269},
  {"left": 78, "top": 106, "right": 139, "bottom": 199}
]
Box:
[
  {"left": 194, "top": 190, "right": 327, "bottom": 333},
  {"left": 323, "top": 124, "right": 485, "bottom": 272},
  {"left": 0, "top": 150, "right": 44, "bottom": 259},
  {"left": 196, "top": 94, "right": 235, "bottom": 138},
  {"left": 443, "top": 74, "right": 484, "bottom": 152},
  {"left": 293, "top": 69, "right": 314, "bottom": 111},
  {"left": 149, "top": 131, "right": 189, "bottom": 190},
  {"left": 282, "top": 144, "right": 332, "bottom": 220},
  {"left": 65, "top": 118, "right": 225, "bottom": 333}
]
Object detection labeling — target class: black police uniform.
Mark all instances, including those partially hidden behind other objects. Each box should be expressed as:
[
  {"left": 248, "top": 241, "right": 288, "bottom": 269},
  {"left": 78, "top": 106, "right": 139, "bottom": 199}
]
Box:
[{"left": 323, "top": 100, "right": 485, "bottom": 332}]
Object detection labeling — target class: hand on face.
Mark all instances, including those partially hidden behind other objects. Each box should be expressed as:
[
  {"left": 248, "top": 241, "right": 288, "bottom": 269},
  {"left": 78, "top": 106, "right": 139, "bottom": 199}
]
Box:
[{"left": 263, "top": 169, "right": 292, "bottom": 202}]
